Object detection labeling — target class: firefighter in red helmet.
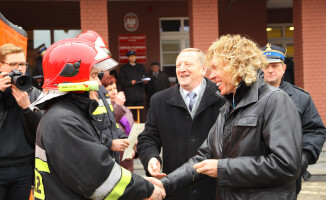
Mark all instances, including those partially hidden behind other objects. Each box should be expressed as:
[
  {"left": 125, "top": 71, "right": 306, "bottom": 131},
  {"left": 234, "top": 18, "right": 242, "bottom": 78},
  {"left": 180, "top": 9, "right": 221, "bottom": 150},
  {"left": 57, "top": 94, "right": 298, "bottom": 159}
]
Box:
[
  {"left": 32, "top": 38, "right": 165, "bottom": 200},
  {"left": 77, "top": 30, "right": 133, "bottom": 171}
]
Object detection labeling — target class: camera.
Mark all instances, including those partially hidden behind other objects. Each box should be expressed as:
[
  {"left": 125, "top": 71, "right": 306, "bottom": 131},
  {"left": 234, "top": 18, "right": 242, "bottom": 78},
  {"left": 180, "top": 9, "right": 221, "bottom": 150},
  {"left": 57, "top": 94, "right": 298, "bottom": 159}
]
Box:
[{"left": 8, "top": 69, "right": 32, "bottom": 91}]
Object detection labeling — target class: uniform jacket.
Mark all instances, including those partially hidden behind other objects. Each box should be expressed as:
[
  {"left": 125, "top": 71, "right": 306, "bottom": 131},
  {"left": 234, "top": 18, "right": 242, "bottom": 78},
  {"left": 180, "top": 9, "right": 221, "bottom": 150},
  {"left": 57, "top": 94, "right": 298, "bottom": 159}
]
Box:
[
  {"left": 34, "top": 92, "right": 153, "bottom": 200},
  {"left": 137, "top": 78, "right": 225, "bottom": 200},
  {"left": 93, "top": 86, "right": 127, "bottom": 163},
  {"left": 146, "top": 71, "right": 170, "bottom": 102},
  {"left": 119, "top": 63, "right": 146, "bottom": 102},
  {"left": 161, "top": 71, "right": 302, "bottom": 200},
  {"left": 280, "top": 80, "right": 326, "bottom": 193},
  {"left": 280, "top": 80, "right": 326, "bottom": 165}
]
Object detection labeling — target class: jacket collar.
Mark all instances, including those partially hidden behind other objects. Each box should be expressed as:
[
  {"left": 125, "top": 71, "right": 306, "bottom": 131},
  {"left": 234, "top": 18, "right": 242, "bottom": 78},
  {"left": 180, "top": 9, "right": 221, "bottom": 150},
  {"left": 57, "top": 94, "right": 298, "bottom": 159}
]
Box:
[
  {"left": 167, "top": 78, "right": 219, "bottom": 117},
  {"left": 218, "top": 69, "right": 264, "bottom": 113},
  {"left": 279, "top": 79, "right": 294, "bottom": 96},
  {"left": 38, "top": 92, "right": 99, "bottom": 119}
]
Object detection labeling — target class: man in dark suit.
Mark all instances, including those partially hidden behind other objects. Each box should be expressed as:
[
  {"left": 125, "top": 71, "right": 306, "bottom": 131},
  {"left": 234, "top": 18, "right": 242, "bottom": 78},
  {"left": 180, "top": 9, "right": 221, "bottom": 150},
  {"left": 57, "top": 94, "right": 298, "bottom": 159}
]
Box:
[
  {"left": 146, "top": 61, "right": 170, "bottom": 107},
  {"left": 118, "top": 50, "right": 147, "bottom": 121},
  {"left": 137, "top": 48, "right": 225, "bottom": 200}
]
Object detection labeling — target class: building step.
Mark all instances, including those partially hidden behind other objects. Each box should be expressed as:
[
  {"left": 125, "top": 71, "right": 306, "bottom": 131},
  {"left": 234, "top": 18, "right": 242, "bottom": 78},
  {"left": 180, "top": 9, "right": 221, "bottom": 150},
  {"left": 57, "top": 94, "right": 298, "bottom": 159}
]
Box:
[
  {"left": 133, "top": 159, "right": 146, "bottom": 177},
  {"left": 307, "top": 143, "right": 326, "bottom": 181}
]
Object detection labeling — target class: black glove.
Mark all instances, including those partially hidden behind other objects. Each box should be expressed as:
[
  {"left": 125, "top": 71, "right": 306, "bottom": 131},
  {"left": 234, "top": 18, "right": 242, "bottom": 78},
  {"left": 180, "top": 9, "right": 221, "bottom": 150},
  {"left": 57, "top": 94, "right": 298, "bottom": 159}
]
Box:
[{"left": 301, "top": 153, "right": 311, "bottom": 181}]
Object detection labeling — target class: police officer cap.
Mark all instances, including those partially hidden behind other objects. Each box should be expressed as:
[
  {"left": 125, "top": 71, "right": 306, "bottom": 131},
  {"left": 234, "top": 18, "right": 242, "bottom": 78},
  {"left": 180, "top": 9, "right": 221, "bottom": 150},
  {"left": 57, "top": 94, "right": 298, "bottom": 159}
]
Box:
[
  {"left": 261, "top": 43, "right": 286, "bottom": 63},
  {"left": 36, "top": 43, "right": 47, "bottom": 56},
  {"left": 126, "top": 50, "right": 136, "bottom": 57}
]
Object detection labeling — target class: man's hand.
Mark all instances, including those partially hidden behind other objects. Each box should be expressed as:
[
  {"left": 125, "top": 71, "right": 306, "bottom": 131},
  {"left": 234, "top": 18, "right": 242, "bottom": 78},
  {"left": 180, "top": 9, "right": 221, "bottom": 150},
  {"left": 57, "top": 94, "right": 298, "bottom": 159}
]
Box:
[
  {"left": 193, "top": 159, "right": 218, "bottom": 178},
  {"left": 115, "top": 91, "right": 126, "bottom": 105},
  {"left": 148, "top": 158, "right": 166, "bottom": 179},
  {"left": 144, "top": 184, "right": 166, "bottom": 200},
  {"left": 0, "top": 72, "right": 11, "bottom": 92},
  {"left": 131, "top": 80, "right": 136, "bottom": 85},
  {"left": 144, "top": 177, "right": 164, "bottom": 190},
  {"left": 111, "top": 139, "right": 129, "bottom": 152},
  {"left": 11, "top": 85, "right": 30, "bottom": 109}
]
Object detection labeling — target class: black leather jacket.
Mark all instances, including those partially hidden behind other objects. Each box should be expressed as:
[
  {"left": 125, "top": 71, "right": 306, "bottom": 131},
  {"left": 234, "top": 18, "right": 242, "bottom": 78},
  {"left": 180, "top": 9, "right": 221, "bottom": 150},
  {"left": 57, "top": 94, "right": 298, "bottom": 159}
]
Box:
[{"left": 162, "top": 71, "right": 302, "bottom": 200}]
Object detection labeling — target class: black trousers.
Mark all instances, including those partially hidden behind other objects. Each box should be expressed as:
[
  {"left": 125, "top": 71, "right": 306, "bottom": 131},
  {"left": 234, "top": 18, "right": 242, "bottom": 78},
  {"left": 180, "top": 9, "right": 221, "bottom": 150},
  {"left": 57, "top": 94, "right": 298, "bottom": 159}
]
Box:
[{"left": 0, "top": 165, "right": 33, "bottom": 200}]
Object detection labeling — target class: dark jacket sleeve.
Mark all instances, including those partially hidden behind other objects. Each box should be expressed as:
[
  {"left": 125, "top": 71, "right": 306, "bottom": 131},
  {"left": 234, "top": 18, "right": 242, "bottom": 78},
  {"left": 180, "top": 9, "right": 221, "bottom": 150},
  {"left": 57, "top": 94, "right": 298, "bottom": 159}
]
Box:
[
  {"left": 22, "top": 87, "right": 42, "bottom": 146},
  {"left": 300, "top": 95, "right": 326, "bottom": 164},
  {"left": 137, "top": 95, "right": 163, "bottom": 174},
  {"left": 22, "top": 107, "right": 42, "bottom": 146},
  {"left": 42, "top": 112, "right": 154, "bottom": 199},
  {"left": 217, "top": 91, "right": 302, "bottom": 188}
]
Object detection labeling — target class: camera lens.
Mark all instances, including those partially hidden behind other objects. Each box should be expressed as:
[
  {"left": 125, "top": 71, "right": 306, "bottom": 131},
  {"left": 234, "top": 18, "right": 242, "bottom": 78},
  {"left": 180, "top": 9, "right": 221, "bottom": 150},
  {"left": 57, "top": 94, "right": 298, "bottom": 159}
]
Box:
[{"left": 12, "top": 75, "right": 32, "bottom": 91}]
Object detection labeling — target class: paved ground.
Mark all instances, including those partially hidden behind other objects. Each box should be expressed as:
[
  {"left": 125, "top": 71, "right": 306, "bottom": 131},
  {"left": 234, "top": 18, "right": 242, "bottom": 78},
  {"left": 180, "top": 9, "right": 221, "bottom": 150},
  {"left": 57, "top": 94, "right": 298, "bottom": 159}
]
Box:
[{"left": 297, "top": 181, "right": 326, "bottom": 200}]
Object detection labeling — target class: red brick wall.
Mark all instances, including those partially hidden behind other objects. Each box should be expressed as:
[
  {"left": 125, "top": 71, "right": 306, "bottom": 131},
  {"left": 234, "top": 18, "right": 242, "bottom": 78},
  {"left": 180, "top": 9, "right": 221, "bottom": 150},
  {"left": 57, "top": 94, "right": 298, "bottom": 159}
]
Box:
[
  {"left": 218, "top": 0, "right": 267, "bottom": 47},
  {"left": 80, "top": 0, "right": 108, "bottom": 43},
  {"left": 189, "top": 0, "right": 219, "bottom": 52},
  {"left": 107, "top": 1, "right": 188, "bottom": 73},
  {"left": 0, "top": 1, "right": 80, "bottom": 30},
  {"left": 293, "top": 0, "right": 326, "bottom": 122}
]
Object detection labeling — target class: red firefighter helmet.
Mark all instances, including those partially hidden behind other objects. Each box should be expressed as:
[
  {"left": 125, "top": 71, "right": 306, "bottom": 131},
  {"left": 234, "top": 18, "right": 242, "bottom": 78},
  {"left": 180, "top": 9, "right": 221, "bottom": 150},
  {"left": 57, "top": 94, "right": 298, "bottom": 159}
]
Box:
[
  {"left": 76, "top": 30, "right": 111, "bottom": 55},
  {"left": 76, "top": 30, "right": 118, "bottom": 70},
  {"left": 42, "top": 38, "right": 111, "bottom": 90}
]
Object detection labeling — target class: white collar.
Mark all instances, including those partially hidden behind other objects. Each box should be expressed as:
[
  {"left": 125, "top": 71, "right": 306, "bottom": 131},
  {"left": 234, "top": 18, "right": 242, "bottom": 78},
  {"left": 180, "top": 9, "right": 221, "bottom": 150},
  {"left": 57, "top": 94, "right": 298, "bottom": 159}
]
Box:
[{"left": 181, "top": 80, "right": 202, "bottom": 98}]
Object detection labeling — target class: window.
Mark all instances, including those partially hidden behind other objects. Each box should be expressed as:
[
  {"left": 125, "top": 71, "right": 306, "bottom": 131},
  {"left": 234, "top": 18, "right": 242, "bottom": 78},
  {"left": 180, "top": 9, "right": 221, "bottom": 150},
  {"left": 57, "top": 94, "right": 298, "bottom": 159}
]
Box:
[
  {"left": 160, "top": 18, "right": 189, "bottom": 82},
  {"left": 266, "top": 24, "right": 294, "bottom": 57}
]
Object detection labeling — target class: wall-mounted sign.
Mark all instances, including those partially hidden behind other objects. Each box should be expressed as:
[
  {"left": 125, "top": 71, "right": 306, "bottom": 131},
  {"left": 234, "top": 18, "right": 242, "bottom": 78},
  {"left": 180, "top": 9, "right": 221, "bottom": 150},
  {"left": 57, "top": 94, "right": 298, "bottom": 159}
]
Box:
[
  {"left": 124, "top": 12, "right": 138, "bottom": 32},
  {"left": 119, "top": 34, "right": 146, "bottom": 63}
]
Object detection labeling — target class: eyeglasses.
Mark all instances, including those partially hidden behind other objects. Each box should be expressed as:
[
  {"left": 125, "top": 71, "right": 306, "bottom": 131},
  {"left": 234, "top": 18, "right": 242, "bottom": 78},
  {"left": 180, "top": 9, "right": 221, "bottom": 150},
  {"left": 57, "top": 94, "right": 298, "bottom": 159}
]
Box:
[{"left": 0, "top": 61, "right": 28, "bottom": 69}]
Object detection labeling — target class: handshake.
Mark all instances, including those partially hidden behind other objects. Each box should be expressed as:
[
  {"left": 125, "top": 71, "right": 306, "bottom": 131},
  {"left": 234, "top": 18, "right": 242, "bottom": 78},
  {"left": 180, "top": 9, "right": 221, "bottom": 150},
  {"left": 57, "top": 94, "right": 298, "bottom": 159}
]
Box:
[
  {"left": 144, "top": 177, "right": 166, "bottom": 200},
  {"left": 143, "top": 157, "right": 219, "bottom": 200},
  {"left": 143, "top": 157, "right": 167, "bottom": 200}
]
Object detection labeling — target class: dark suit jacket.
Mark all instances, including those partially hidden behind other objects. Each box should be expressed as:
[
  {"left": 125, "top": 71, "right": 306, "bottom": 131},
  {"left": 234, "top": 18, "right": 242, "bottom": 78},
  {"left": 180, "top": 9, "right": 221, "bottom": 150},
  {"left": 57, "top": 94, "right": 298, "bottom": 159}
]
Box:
[
  {"left": 137, "top": 78, "right": 225, "bottom": 200},
  {"left": 146, "top": 71, "right": 170, "bottom": 104}
]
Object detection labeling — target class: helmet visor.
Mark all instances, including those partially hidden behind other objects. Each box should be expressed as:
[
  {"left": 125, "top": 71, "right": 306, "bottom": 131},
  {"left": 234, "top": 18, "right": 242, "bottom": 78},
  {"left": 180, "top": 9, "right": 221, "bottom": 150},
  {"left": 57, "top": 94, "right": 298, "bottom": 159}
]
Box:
[{"left": 93, "top": 57, "right": 118, "bottom": 71}]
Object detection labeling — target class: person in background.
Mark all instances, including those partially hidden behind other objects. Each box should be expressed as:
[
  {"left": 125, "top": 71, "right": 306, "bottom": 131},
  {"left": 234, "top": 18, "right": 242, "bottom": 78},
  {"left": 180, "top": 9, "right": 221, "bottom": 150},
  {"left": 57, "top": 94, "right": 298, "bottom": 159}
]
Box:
[
  {"left": 137, "top": 48, "right": 225, "bottom": 200},
  {"left": 101, "top": 73, "right": 135, "bottom": 172},
  {"left": 262, "top": 43, "right": 326, "bottom": 195},
  {"left": 32, "top": 43, "right": 46, "bottom": 89},
  {"left": 148, "top": 34, "right": 302, "bottom": 200},
  {"left": 146, "top": 61, "right": 170, "bottom": 107},
  {"left": 118, "top": 50, "right": 147, "bottom": 121},
  {"left": 32, "top": 38, "right": 164, "bottom": 200},
  {"left": 0, "top": 43, "right": 42, "bottom": 200}
]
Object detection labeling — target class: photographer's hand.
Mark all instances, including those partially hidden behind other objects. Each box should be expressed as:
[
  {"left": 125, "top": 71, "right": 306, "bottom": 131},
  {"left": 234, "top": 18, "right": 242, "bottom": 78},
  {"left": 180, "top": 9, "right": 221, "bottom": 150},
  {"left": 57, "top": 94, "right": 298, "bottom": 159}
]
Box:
[
  {"left": 0, "top": 72, "right": 11, "bottom": 92},
  {"left": 11, "top": 85, "right": 30, "bottom": 109}
]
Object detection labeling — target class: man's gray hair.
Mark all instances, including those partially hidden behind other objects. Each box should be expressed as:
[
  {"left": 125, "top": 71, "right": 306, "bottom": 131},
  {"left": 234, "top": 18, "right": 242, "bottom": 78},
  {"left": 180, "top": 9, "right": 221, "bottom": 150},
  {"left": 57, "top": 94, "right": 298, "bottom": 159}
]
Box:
[{"left": 178, "top": 48, "right": 205, "bottom": 67}]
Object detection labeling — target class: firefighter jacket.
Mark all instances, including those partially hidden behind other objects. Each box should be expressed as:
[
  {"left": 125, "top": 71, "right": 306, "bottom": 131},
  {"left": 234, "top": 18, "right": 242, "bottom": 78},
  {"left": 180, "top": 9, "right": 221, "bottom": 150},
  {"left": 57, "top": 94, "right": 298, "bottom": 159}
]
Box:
[
  {"left": 34, "top": 92, "right": 154, "bottom": 200},
  {"left": 92, "top": 86, "right": 127, "bottom": 163}
]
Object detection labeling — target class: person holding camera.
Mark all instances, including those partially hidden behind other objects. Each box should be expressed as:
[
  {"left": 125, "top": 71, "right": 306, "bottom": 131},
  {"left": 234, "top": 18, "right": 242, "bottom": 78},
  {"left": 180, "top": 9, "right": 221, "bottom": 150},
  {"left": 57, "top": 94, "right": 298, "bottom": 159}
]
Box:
[{"left": 0, "top": 43, "right": 42, "bottom": 200}]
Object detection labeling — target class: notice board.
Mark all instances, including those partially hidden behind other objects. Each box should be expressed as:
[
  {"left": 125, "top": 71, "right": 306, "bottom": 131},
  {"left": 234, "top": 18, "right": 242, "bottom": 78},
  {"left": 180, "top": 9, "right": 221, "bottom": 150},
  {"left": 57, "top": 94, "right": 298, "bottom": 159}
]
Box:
[{"left": 119, "top": 34, "right": 146, "bottom": 63}]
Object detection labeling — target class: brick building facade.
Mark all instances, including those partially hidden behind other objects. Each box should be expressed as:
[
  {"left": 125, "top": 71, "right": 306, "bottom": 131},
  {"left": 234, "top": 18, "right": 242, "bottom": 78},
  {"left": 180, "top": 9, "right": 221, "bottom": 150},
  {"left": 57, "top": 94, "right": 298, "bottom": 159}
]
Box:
[{"left": 0, "top": 0, "right": 325, "bottom": 122}]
